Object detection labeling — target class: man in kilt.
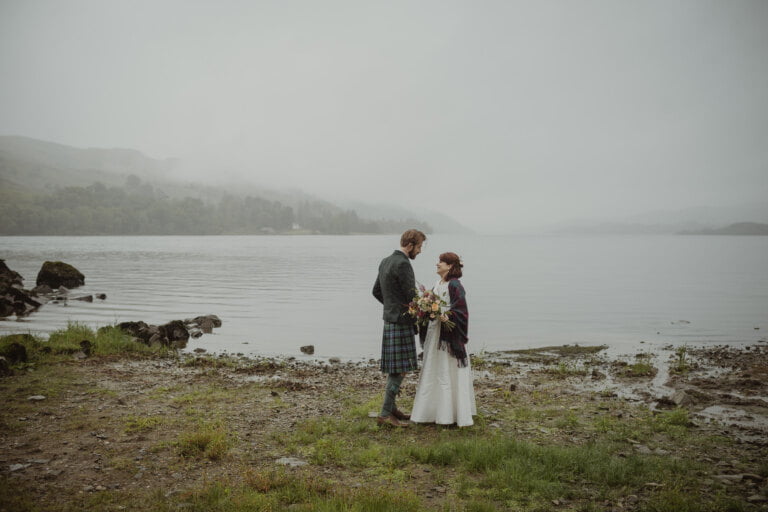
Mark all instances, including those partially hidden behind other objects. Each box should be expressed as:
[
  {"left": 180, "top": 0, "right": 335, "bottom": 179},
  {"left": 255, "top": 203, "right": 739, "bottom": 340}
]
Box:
[{"left": 372, "top": 229, "right": 427, "bottom": 427}]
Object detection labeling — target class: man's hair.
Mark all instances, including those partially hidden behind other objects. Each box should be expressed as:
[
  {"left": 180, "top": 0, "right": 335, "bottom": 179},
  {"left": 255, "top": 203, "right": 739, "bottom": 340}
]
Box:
[{"left": 400, "top": 229, "right": 427, "bottom": 248}]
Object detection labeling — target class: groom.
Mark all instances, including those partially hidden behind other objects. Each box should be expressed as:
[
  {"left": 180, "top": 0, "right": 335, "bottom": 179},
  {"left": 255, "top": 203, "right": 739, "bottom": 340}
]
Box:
[{"left": 372, "top": 228, "right": 426, "bottom": 427}]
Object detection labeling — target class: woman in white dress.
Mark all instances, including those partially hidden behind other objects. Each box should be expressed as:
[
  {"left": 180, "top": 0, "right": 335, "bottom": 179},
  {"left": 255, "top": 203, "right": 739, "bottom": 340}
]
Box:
[{"left": 410, "top": 252, "right": 476, "bottom": 427}]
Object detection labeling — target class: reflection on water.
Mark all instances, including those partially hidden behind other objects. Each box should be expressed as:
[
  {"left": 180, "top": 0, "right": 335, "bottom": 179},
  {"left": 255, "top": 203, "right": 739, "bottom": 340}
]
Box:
[{"left": 1, "top": 234, "right": 767, "bottom": 359}]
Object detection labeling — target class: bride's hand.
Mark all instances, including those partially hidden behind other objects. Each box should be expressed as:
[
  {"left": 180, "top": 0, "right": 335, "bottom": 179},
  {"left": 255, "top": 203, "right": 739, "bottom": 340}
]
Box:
[{"left": 439, "top": 313, "right": 449, "bottom": 322}]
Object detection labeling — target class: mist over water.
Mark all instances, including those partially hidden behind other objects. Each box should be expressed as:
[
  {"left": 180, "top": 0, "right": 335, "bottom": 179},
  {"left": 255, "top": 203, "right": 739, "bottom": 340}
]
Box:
[{"left": 1, "top": 234, "right": 766, "bottom": 360}]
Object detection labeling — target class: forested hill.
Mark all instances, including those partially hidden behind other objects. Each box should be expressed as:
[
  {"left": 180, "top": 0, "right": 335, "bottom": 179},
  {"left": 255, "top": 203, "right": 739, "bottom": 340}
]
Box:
[{"left": 0, "top": 136, "right": 432, "bottom": 235}]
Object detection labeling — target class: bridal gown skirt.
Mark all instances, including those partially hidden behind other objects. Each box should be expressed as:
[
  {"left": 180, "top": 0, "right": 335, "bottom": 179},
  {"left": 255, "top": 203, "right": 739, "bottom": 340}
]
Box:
[{"left": 410, "top": 323, "right": 477, "bottom": 427}]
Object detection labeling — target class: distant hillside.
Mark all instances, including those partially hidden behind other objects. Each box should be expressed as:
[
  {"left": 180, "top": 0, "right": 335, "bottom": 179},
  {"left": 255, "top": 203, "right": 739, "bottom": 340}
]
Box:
[
  {"left": 0, "top": 135, "right": 174, "bottom": 192},
  {"left": 679, "top": 222, "right": 768, "bottom": 236},
  {"left": 0, "top": 135, "right": 432, "bottom": 235},
  {"left": 337, "top": 200, "right": 474, "bottom": 234},
  {"left": 549, "top": 204, "right": 768, "bottom": 235}
]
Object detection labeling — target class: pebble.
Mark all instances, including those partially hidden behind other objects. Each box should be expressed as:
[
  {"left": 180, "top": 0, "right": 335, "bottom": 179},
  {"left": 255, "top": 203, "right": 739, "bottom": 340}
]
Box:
[
  {"left": 276, "top": 457, "right": 308, "bottom": 467},
  {"left": 27, "top": 395, "right": 46, "bottom": 401}
]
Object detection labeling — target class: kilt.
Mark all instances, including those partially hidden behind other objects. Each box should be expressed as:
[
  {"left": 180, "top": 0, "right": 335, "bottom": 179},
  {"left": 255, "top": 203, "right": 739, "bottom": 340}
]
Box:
[{"left": 380, "top": 321, "right": 418, "bottom": 374}]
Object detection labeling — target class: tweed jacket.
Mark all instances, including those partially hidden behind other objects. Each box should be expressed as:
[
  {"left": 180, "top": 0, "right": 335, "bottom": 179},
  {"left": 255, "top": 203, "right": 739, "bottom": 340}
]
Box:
[{"left": 372, "top": 250, "right": 417, "bottom": 325}]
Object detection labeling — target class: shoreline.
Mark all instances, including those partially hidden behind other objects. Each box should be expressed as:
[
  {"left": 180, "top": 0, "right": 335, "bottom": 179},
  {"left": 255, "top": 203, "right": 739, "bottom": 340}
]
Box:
[{"left": 1, "top": 336, "right": 767, "bottom": 510}]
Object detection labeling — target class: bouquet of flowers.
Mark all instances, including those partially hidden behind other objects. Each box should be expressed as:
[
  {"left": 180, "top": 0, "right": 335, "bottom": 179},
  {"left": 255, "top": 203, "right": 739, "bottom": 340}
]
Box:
[{"left": 406, "top": 283, "right": 455, "bottom": 331}]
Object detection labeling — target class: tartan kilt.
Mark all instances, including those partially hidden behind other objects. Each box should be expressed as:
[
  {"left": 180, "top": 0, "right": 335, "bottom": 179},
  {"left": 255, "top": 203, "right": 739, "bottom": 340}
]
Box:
[{"left": 380, "top": 321, "right": 418, "bottom": 374}]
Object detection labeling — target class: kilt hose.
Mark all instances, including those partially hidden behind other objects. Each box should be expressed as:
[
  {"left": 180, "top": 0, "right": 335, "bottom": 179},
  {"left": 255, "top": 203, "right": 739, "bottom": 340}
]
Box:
[{"left": 380, "top": 321, "right": 418, "bottom": 374}]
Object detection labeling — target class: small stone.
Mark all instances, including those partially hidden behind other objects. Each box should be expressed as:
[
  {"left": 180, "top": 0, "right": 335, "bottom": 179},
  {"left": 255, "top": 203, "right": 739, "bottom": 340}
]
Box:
[
  {"left": 9, "top": 463, "right": 30, "bottom": 472},
  {"left": 300, "top": 345, "right": 315, "bottom": 355},
  {"left": 276, "top": 457, "right": 308, "bottom": 467},
  {"left": 329, "top": 357, "right": 341, "bottom": 364},
  {"left": 670, "top": 390, "right": 693, "bottom": 407},
  {"left": 27, "top": 395, "right": 46, "bottom": 401},
  {"left": 747, "top": 495, "right": 767, "bottom": 503},
  {"left": 193, "top": 348, "right": 207, "bottom": 353}
]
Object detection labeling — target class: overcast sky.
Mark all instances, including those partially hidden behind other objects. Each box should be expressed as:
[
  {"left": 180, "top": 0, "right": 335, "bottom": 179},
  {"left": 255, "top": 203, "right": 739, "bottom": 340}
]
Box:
[{"left": 1, "top": 0, "right": 767, "bottom": 232}]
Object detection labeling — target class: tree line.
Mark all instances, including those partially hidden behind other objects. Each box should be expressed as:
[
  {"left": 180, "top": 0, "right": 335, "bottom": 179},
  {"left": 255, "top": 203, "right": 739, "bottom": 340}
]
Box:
[{"left": 0, "top": 181, "right": 431, "bottom": 236}]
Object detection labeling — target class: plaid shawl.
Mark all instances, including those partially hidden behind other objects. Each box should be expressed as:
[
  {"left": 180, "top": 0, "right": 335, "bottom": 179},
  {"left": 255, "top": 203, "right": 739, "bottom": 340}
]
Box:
[{"left": 439, "top": 278, "right": 469, "bottom": 367}]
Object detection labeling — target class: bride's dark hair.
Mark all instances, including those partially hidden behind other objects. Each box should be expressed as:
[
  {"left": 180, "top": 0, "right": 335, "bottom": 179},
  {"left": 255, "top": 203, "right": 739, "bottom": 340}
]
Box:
[{"left": 439, "top": 252, "right": 463, "bottom": 279}]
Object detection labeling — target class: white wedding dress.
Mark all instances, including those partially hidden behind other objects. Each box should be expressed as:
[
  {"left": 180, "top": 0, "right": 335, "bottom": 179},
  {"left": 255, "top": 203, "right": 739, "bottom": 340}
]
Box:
[{"left": 410, "top": 279, "right": 477, "bottom": 427}]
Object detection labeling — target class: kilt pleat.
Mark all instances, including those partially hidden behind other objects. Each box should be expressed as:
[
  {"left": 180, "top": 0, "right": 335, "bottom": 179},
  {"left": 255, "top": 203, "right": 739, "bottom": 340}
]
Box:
[{"left": 380, "top": 321, "right": 417, "bottom": 374}]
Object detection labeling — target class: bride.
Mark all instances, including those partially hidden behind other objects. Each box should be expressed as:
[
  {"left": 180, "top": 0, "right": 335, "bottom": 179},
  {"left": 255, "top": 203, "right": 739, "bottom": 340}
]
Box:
[{"left": 410, "top": 252, "right": 476, "bottom": 427}]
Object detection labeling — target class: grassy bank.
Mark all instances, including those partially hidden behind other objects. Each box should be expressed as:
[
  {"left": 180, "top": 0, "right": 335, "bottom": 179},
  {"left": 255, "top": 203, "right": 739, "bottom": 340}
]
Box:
[{"left": 1, "top": 326, "right": 767, "bottom": 511}]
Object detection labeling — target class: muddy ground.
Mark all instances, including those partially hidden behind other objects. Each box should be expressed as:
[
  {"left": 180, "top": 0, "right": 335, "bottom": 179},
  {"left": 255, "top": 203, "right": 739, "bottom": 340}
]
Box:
[{"left": 1, "top": 342, "right": 767, "bottom": 510}]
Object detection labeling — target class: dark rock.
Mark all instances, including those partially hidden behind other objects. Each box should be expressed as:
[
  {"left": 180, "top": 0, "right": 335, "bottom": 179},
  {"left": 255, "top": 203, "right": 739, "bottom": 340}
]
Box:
[
  {"left": 671, "top": 390, "right": 694, "bottom": 407},
  {"left": 0, "top": 356, "right": 11, "bottom": 377},
  {"left": 1, "top": 261, "right": 42, "bottom": 318},
  {"left": 158, "top": 320, "right": 189, "bottom": 347},
  {"left": 329, "top": 357, "right": 341, "bottom": 364},
  {"left": 189, "top": 329, "right": 203, "bottom": 339},
  {"left": 79, "top": 339, "right": 92, "bottom": 356},
  {"left": 191, "top": 315, "right": 222, "bottom": 328},
  {"left": 73, "top": 295, "right": 94, "bottom": 302},
  {"left": 36, "top": 261, "right": 85, "bottom": 289},
  {"left": 0, "top": 342, "right": 28, "bottom": 364},
  {"left": 96, "top": 293, "right": 107, "bottom": 300},
  {"left": 117, "top": 321, "right": 153, "bottom": 343},
  {"left": 31, "top": 284, "right": 54, "bottom": 295},
  {"left": 300, "top": 345, "right": 315, "bottom": 355},
  {"left": 200, "top": 318, "right": 214, "bottom": 334}
]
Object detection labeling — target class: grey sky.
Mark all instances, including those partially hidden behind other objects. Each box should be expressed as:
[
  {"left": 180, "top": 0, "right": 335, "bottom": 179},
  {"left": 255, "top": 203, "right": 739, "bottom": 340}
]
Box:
[{"left": 1, "top": 0, "right": 767, "bottom": 233}]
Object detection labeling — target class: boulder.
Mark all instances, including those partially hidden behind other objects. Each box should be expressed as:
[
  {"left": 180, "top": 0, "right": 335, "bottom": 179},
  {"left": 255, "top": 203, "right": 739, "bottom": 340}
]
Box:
[
  {"left": 670, "top": 390, "right": 694, "bottom": 407},
  {"left": 31, "top": 284, "right": 54, "bottom": 296},
  {"left": 116, "top": 315, "right": 219, "bottom": 348},
  {"left": 117, "top": 321, "right": 153, "bottom": 344},
  {"left": 0, "top": 356, "right": 11, "bottom": 377},
  {"left": 158, "top": 320, "right": 189, "bottom": 347},
  {"left": 0, "top": 261, "right": 41, "bottom": 318},
  {"left": 79, "top": 339, "right": 92, "bottom": 357},
  {"left": 300, "top": 345, "right": 315, "bottom": 355},
  {"left": 36, "top": 261, "right": 85, "bottom": 289},
  {"left": 0, "top": 260, "right": 23, "bottom": 287},
  {"left": 0, "top": 341, "right": 28, "bottom": 364},
  {"left": 190, "top": 315, "right": 222, "bottom": 328}
]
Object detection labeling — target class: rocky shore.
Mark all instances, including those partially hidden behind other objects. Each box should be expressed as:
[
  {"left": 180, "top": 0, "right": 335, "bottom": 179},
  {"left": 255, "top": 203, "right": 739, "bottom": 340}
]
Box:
[{"left": 1, "top": 339, "right": 766, "bottom": 511}]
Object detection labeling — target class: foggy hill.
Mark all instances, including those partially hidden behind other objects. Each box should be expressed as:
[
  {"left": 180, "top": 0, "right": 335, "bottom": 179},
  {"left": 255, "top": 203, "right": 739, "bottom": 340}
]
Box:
[
  {"left": 0, "top": 135, "right": 471, "bottom": 233},
  {"left": 0, "top": 135, "right": 448, "bottom": 235},
  {"left": 549, "top": 203, "right": 768, "bottom": 235},
  {"left": 679, "top": 222, "right": 768, "bottom": 236}
]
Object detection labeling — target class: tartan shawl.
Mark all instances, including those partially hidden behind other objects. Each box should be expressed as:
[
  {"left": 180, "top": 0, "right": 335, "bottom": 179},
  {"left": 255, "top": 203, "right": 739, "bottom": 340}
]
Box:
[{"left": 440, "top": 278, "right": 469, "bottom": 367}]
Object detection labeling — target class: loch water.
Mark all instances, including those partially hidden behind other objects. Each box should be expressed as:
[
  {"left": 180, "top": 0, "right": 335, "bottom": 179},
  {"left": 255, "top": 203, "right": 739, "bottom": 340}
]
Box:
[{"left": 1, "top": 234, "right": 766, "bottom": 360}]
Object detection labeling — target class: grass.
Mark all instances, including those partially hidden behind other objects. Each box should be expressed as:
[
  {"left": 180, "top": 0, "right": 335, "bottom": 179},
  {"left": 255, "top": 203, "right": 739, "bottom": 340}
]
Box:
[
  {"left": 125, "top": 414, "right": 165, "bottom": 433},
  {"left": 177, "top": 420, "right": 231, "bottom": 460},
  {"left": 0, "top": 322, "right": 170, "bottom": 367}
]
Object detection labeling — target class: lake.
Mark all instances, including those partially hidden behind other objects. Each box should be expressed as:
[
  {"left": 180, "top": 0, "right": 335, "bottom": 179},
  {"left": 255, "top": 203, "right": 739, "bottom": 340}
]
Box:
[{"left": 1, "top": 234, "right": 766, "bottom": 360}]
